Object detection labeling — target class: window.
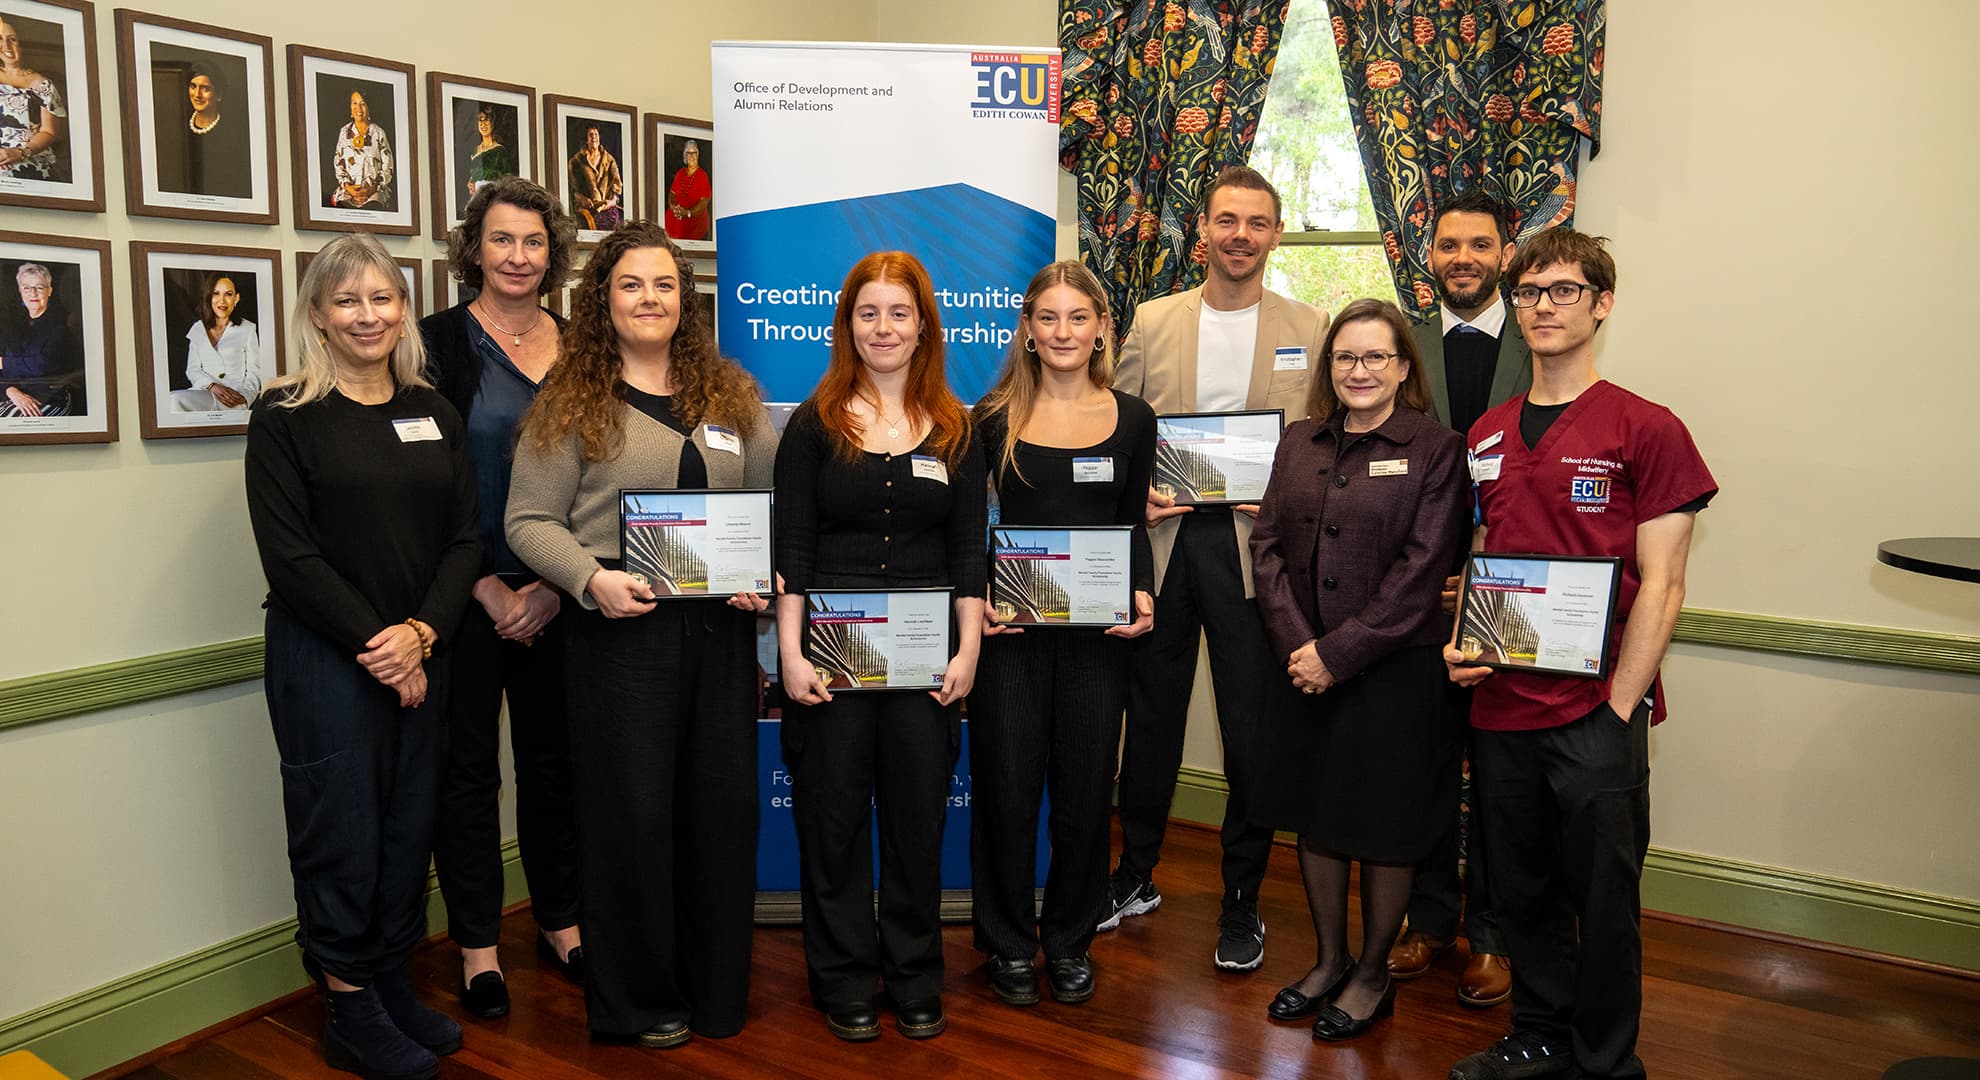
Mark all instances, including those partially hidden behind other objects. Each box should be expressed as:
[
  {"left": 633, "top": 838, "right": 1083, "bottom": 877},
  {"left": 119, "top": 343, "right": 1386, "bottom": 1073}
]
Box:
[{"left": 1250, "top": 4, "right": 1395, "bottom": 316}]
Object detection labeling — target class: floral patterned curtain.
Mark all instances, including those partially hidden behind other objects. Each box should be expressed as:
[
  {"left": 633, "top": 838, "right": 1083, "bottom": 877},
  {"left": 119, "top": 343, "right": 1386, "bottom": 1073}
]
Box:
[
  {"left": 1060, "top": 1, "right": 1293, "bottom": 337},
  {"left": 1329, "top": 0, "right": 1604, "bottom": 318}
]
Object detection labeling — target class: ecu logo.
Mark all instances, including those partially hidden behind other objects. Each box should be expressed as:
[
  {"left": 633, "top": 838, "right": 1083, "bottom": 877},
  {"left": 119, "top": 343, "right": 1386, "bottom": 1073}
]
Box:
[{"left": 1570, "top": 477, "right": 1611, "bottom": 504}]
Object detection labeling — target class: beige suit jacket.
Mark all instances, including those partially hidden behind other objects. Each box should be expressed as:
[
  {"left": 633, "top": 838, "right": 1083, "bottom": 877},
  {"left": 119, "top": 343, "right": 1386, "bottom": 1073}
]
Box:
[{"left": 1113, "top": 286, "right": 1330, "bottom": 598}]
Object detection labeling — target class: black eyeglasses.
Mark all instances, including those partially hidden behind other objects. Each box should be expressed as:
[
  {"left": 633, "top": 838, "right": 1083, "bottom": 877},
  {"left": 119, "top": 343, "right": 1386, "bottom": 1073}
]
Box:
[
  {"left": 1329, "top": 350, "right": 1398, "bottom": 371},
  {"left": 1509, "top": 282, "right": 1598, "bottom": 308}
]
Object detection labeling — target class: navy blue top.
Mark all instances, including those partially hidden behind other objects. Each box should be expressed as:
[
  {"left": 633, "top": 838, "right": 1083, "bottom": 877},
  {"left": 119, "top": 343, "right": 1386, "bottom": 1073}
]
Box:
[
  {"left": 0, "top": 309, "right": 81, "bottom": 392},
  {"left": 463, "top": 318, "right": 542, "bottom": 578}
]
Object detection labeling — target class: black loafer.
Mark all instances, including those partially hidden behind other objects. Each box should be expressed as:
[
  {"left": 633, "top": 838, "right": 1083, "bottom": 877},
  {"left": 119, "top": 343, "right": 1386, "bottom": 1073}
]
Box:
[
  {"left": 459, "top": 970, "right": 510, "bottom": 1020},
  {"left": 824, "top": 1000, "right": 880, "bottom": 1042},
  {"left": 893, "top": 996, "right": 946, "bottom": 1039},
  {"left": 1312, "top": 977, "right": 1397, "bottom": 1041},
  {"left": 1047, "top": 955, "right": 1094, "bottom": 1004},
  {"left": 988, "top": 956, "right": 1039, "bottom": 1006},
  {"left": 636, "top": 1018, "right": 692, "bottom": 1049},
  {"left": 537, "top": 934, "right": 586, "bottom": 985},
  {"left": 1268, "top": 959, "right": 1353, "bottom": 1022}
]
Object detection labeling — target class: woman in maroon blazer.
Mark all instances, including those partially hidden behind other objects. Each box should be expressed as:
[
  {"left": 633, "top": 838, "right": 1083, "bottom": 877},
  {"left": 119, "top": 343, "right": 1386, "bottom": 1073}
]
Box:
[{"left": 1248, "top": 298, "right": 1470, "bottom": 1041}]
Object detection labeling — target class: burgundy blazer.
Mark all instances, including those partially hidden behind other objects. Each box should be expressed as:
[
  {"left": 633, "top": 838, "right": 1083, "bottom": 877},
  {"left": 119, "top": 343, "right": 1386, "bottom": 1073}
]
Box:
[{"left": 1249, "top": 405, "right": 1469, "bottom": 682}]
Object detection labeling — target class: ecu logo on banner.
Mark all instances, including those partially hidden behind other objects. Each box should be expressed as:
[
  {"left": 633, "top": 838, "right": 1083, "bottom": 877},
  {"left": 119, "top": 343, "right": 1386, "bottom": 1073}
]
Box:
[
  {"left": 1571, "top": 477, "right": 1611, "bottom": 505},
  {"left": 969, "top": 52, "right": 1062, "bottom": 121}
]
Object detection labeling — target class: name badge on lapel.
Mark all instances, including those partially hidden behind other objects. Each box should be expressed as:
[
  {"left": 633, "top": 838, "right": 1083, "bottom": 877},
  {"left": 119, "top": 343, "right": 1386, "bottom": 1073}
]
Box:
[
  {"left": 911, "top": 455, "right": 948, "bottom": 484},
  {"left": 1471, "top": 454, "right": 1503, "bottom": 482},
  {"left": 392, "top": 417, "right": 442, "bottom": 442},
  {"left": 704, "top": 425, "right": 741, "bottom": 454},
  {"left": 1273, "top": 347, "right": 1308, "bottom": 371},
  {"left": 1369, "top": 459, "right": 1408, "bottom": 477}
]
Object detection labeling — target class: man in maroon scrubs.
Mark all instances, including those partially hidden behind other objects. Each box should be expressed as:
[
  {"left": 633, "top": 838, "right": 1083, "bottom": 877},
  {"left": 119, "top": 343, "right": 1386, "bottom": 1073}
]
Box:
[{"left": 1446, "top": 228, "right": 1716, "bottom": 1080}]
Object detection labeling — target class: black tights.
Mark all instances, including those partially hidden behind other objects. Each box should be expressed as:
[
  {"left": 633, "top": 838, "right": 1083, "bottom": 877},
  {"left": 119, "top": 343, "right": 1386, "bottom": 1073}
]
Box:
[{"left": 1293, "top": 838, "right": 1413, "bottom": 1018}]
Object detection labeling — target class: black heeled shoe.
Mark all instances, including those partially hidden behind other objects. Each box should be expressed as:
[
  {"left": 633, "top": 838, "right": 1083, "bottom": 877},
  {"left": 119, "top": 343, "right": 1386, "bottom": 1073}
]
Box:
[
  {"left": 1266, "top": 957, "right": 1354, "bottom": 1022},
  {"left": 459, "top": 970, "right": 510, "bottom": 1020},
  {"left": 537, "top": 933, "right": 586, "bottom": 985},
  {"left": 1311, "top": 976, "right": 1396, "bottom": 1041}
]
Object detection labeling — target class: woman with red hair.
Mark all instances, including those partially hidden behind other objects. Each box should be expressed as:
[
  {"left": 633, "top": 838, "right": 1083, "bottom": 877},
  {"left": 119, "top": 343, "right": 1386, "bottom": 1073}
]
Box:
[{"left": 773, "top": 251, "right": 986, "bottom": 1042}]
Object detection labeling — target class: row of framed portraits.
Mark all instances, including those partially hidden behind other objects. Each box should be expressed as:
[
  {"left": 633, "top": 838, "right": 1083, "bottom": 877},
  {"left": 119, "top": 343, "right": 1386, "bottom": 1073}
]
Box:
[
  {"left": 0, "top": 230, "right": 720, "bottom": 446},
  {"left": 0, "top": 1, "right": 717, "bottom": 249}
]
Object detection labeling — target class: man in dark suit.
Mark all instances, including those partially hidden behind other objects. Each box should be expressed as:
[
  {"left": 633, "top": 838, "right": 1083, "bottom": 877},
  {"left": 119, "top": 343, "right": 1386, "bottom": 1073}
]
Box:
[{"left": 1387, "top": 189, "right": 1529, "bottom": 1008}]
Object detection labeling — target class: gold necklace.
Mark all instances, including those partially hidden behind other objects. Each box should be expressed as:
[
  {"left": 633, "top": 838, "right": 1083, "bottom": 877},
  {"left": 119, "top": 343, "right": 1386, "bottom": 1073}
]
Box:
[
  {"left": 879, "top": 405, "right": 908, "bottom": 440},
  {"left": 475, "top": 302, "right": 540, "bottom": 347}
]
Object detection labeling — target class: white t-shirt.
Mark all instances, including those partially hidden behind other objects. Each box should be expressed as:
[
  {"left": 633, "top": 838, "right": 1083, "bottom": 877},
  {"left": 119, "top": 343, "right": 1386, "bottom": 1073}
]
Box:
[{"left": 1194, "top": 300, "right": 1258, "bottom": 412}]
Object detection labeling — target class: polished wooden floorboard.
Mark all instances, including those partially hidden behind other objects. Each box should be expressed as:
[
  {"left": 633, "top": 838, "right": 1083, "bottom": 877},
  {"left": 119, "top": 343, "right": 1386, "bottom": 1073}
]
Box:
[{"left": 117, "top": 823, "right": 1980, "bottom": 1078}]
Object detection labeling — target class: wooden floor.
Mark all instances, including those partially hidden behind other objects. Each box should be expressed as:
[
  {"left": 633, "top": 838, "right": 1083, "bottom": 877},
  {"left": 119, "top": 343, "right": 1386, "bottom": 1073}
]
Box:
[{"left": 114, "top": 823, "right": 1980, "bottom": 1079}]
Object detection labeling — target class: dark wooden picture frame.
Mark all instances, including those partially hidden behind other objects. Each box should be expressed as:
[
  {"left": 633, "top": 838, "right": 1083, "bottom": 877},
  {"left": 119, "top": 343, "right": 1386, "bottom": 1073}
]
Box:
[
  {"left": 544, "top": 93, "right": 635, "bottom": 249},
  {"left": 113, "top": 9, "right": 277, "bottom": 224},
  {"left": 644, "top": 112, "right": 714, "bottom": 253},
  {"left": 130, "top": 239, "right": 283, "bottom": 439},
  {"left": 0, "top": 0, "right": 106, "bottom": 213},
  {"left": 432, "top": 257, "right": 474, "bottom": 312},
  {"left": 0, "top": 230, "right": 114, "bottom": 444},
  {"left": 297, "top": 250, "right": 424, "bottom": 318},
  {"left": 426, "top": 71, "right": 536, "bottom": 241},
  {"left": 288, "top": 44, "right": 418, "bottom": 235}
]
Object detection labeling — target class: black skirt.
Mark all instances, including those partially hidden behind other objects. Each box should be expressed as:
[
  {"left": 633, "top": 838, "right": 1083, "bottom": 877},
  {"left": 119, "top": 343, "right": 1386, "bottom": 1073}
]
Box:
[{"left": 1249, "top": 643, "right": 1455, "bottom": 863}]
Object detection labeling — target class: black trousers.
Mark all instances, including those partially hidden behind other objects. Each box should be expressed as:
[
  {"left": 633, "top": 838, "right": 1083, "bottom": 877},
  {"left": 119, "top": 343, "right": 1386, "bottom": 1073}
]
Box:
[
  {"left": 432, "top": 596, "right": 580, "bottom": 949},
  {"left": 782, "top": 690, "right": 958, "bottom": 1007},
  {"left": 1118, "top": 510, "right": 1275, "bottom": 899},
  {"left": 264, "top": 603, "right": 440, "bottom": 986},
  {"left": 1474, "top": 700, "right": 1652, "bottom": 1080},
  {"left": 564, "top": 602, "right": 759, "bottom": 1037},
  {"left": 1407, "top": 685, "right": 1504, "bottom": 951},
  {"left": 970, "top": 630, "right": 1129, "bottom": 962}
]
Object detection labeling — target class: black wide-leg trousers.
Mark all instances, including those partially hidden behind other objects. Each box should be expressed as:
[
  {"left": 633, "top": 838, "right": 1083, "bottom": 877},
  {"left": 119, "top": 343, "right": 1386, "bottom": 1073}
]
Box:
[
  {"left": 970, "top": 629, "right": 1129, "bottom": 962},
  {"left": 264, "top": 603, "right": 440, "bottom": 987},
  {"left": 432, "top": 597, "right": 581, "bottom": 949},
  {"left": 1406, "top": 684, "right": 1505, "bottom": 951},
  {"left": 564, "top": 602, "right": 760, "bottom": 1037}
]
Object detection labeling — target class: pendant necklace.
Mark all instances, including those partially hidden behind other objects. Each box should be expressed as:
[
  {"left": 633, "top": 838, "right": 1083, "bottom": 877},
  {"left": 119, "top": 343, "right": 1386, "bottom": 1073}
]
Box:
[
  {"left": 881, "top": 407, "right": 908, "bottom": 440},
  {"left": 476, "top": 302, "right": 540, "bottom": 347}
]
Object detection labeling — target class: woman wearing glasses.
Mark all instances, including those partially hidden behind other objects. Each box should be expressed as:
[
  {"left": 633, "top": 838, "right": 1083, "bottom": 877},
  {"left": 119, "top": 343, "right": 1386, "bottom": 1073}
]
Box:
[{"left": 1248, "top": 298, "right": 1469, "bottom": 1041}]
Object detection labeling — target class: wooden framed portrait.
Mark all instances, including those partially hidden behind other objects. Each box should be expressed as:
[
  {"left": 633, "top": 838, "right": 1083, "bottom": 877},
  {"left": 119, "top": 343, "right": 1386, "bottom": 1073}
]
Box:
[
  {"left": 0, "top": 230, "right": 113, "bottom": 444},
  {"left": 0, "top": 0, "right": 105, "bottom": 213},
  {"left": 695, "top": 274, "right": 717, "bottom": 347},
  {"left": 131, "top": 240, "right": 281, "bottom": 438},
  {"left": 289, "top": 44, "right": 417, "bottom": 234},
  {"left": 298, "top": 249, "right": 423, "bottom": 318},
  {"left": 432, "top": 257, "right": 476, "bottom": 312},
  {"left": 427, "top": 72, "right": 534, "bottom": 241},
  {"left": 645, "top": 113, "right": 713, "bottom": 253},
  {"left": 544, "top": 94, "right": 634, "bottom": 248},
  {"left": 114, "top": 10, "right": 275, "bottom": 223}
]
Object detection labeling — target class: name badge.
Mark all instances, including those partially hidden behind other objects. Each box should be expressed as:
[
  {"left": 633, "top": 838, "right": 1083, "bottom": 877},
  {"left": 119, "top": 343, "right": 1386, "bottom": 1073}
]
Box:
[
  {"left": 1073, "top": 456, "right": 1115, "bottom": 483},
  {"left": 911, "top": 455, "right": 948, "bottom": 484},
  {"left": 1471, "top": 454, "right": 1503, "bottom": 482},
  {"left": 1273, "top": 347, "right": 1308, "bottom": 371},
  {"left": 704, "top": 425, "right": 741, "bottom": 454},
  {"left": 1474, "top": 430, "right": 1504, "bottom": 454},
  {"left": 392, "top": 417, "right": 442, "bottom": 443},
  {"left": 1369, "top": 459, "right": 1408, "bottom": 477}
]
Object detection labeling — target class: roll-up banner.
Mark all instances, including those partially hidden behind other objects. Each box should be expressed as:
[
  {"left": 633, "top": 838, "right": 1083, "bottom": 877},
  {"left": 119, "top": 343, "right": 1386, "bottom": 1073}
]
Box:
[{"left": 711, "top": 41, "right": 1062, "bottom": 404}]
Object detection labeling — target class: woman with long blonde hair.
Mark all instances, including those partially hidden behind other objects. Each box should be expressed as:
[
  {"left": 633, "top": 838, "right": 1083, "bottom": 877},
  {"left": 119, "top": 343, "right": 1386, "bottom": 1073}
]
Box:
[
  {"left": 506, "top": 220, "right": 774, "bottom": 1050},
  {"left": 245, "top": 232, "right": 480, "bottom": 1078},
  {"left": 772, "top": 250, "right": 986, "bottom": 1042},
  {"left": 970, "top": 260, "right": 1155, "bottom": 1008}
]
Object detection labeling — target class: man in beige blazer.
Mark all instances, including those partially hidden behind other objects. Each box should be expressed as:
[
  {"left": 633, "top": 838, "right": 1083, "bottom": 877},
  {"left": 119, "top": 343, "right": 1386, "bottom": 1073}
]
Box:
[{"left": 1101, "top": 166, "right": 1329, "bottom": 972}]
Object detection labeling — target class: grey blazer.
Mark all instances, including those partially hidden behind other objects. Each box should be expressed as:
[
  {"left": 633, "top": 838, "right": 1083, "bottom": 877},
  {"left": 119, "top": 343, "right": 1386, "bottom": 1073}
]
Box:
[{"left": 1411, "top": 313, "right": 1533, "bottom": 433}]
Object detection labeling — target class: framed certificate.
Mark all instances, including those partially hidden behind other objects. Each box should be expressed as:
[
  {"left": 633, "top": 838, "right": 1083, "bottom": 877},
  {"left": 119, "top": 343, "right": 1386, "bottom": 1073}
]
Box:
[
  {"left": 619, "top": 488, "right": 773, "bottom": 598},
  {"left": 804, "top": 588, "right": 954, "bottom": 692},
  {"left": 990, "top": 526, "right": 1133, "bottom": 628},
  {"left": 1153, "top": 410, "right": 1283, "bottom": 505},
  {"left": 1455, "top": 553, "right": 1625, "bottom": 680}
]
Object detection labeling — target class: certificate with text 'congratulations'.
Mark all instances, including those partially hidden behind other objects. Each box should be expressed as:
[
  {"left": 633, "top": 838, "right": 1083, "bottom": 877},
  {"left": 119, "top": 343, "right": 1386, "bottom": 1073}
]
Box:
[
  {"left": 619, "top": 489, "right": 774, "bottom": 598},
  {"left": 1152, "top": 410, "right": 1283, "bottom": 505},
  {"left": 990, "top": 526, "right": 1132, "bottom": 627},
  {"left": 1456, "top": 554, "right": 1624, "bottom": 680},
  {"left": 803, "top": 588, "right": 954, "bottom": 691}
]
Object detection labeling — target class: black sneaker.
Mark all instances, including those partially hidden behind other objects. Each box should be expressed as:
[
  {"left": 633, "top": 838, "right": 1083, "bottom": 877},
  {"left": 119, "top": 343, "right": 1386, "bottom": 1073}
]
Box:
[
  {"left": 1214, "top": 891, "right": 1265, "bottom": 971},
  {"left": 1095, "top": 868, "right": 1162, "bottom": 931},
  {"left": 1448, "top": 1031, "right": 1576, "bottom": 1079}
]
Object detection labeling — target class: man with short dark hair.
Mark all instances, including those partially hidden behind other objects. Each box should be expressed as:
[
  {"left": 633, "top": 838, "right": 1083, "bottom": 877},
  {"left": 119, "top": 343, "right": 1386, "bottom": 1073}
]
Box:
[
  {"left": 1389, "top": 189, "right": 1530, "bottom": 1007},
  {"left": 1105, "top": 166, "right": 1329, "bottom": 971},
  {"left": 1446, "top": 228, "right": 1715, "bottom": 1080}
]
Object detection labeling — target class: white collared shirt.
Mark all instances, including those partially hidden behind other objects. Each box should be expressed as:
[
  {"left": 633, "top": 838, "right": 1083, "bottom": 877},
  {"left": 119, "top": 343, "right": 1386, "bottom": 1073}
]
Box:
[{"left": 1439, "top": 296, "right": 1507, "bottom": 340}]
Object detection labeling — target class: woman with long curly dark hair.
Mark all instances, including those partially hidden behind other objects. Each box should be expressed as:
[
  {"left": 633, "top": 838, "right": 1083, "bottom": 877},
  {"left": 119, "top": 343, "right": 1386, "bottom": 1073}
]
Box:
[{"left": 506, "top": 220, "right": 775, "bottom": 1049}]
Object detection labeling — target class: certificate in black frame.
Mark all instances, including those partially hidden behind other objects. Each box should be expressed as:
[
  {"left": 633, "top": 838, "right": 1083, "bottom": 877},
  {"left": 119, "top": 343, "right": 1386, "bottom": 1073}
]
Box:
[
  {"left": 1152, "top": 408, "right": 1284, "bottom": 505},
  {"left": 989, "top": 524, "right": 1134, "bottom": 628},
  {"left": 802, "top": 587, "right": 955, "bottom": 692},
  {"left": 617, "top": 487, "right": 774, "bottom": 599},
  {"left": 1455, "top": 552, "right": 1625, "bottom": 680}
]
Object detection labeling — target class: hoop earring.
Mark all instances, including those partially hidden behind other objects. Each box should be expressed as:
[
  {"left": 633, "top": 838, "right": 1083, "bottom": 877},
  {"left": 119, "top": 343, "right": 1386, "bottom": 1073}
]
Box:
[{"left": 1024, "top": 336, "right": 1036, "bottom": 353}]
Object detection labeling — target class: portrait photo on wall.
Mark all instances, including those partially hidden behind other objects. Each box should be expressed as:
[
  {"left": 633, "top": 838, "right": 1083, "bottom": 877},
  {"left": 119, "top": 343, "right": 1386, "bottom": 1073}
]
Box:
[
  {"left": 0, "top": 231, "right": 113, "bottom": 445},
  {"left": 0, "top": 0, "right": 104, "bottom": 213},
  {"left": 645, "top": 113, "right": 713, "bottom": 253},
  {"left": 695, "top": 274, "right": 717, "bottom": 347},
  {"left": 545, "top": 94, "right": 633, "bottom": 248},
  {"left": 433, "top": 257, "right": 477, "bottom": 312},
  {"left": 114, "top": 10, "right": 273, "bottom": 223},
  {"left": 427, "top": 72, "right": 534, "bottom": 241},
  {"left": 131, "top": 240, "right": 282, "bottom": 439},
  {"left": 290, "top": 44, "right": 417, "bottom": 235},
  {"left": 299, "top": 249, "right": 422, "bottom": 318}
]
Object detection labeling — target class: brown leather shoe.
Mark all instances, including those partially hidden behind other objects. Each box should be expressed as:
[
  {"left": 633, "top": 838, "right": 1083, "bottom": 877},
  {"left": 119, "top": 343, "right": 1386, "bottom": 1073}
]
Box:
[
  {"left": 1386, "top": 930, "right": 1454, "bottom": 980},
  {"left": 1458, "top": 951, "right": 1512, "bottom": 1007}
]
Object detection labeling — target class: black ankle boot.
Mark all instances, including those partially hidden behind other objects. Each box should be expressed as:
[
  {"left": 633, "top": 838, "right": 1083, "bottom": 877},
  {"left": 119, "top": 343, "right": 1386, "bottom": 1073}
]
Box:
[
  {"left": 323, "top": 987, "right": 439, "bottom": 1080},
  {"left": 372, "top": 967, "right": 463, "bottom": 1054}
]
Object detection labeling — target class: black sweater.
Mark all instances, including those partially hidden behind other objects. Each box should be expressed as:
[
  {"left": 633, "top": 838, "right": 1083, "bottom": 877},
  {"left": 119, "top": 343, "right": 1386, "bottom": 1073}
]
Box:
[
  {"left": 972, "top": 388, "right": 1157, "bottom": 594},
  {"left": 773, "top": 399, "right": 987, "bottom": 596},
  {"left": 245, "top": 387, "right": 482, "bottom": 654}
]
